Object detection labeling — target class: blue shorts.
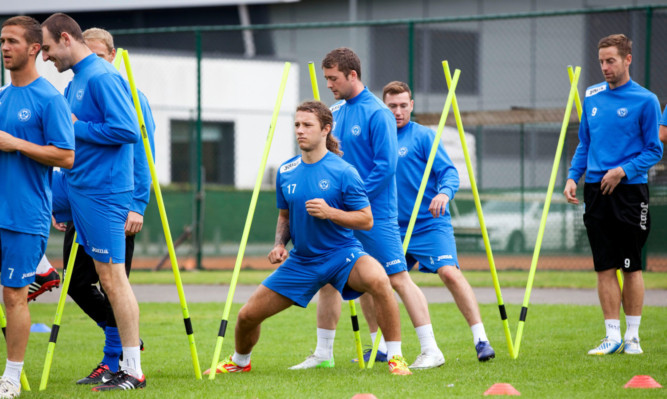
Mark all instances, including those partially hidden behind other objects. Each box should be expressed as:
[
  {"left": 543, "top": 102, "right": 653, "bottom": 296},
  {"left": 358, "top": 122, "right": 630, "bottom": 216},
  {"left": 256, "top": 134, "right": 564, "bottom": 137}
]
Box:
[
  {"left": 354, "top": 217, "right": 407, "bottom": 275},
  {"left": 262, "top": 245, "right": 368, "bottom": 308},
  {"left": 404, "top": 227, "right": 459, "bottom": 273},
  {"left": 68, "top": 188, "right": 132, "bottom": 264},
  {"left": 0, "top": 228, "right": 47, "bottom": 288}
]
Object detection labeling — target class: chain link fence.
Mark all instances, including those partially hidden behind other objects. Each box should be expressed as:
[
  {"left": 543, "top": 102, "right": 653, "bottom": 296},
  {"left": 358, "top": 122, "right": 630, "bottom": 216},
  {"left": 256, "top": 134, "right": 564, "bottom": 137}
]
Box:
[{"left": 30, "top": 5, "right": 667, "bottom": 270}]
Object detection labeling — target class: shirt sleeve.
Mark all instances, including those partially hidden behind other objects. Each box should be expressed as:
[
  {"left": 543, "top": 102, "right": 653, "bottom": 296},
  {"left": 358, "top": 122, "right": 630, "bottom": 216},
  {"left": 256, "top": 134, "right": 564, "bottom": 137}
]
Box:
[
  {"left": 567, "top": 100, "right": 590, "bottom": 182},
  {"left": 129, "top": 92, "right": 157, "bottom": 215},
  {"left": 43, "top": 95, "right": 75, "bottom": 150},
  {"left": 427, "top": 131, "right": 459, "bottom": 201},
  {"left": 276, "top": 169, "right": 288, "bottom": 210},
  {"left": 341, "top": 165, "right": 371, "bottom": 211},
  {"left": 364, "top": 110, "right": 398, "bottom": 201},
  {"left": 73, "top": 74, "right": 139, "bottom": 146},
  {"left": 620, "top": 96, "right": 663, "bottom": 181},
  {"left": 660, "top": 106, "right": 667, "bottom": 126}
]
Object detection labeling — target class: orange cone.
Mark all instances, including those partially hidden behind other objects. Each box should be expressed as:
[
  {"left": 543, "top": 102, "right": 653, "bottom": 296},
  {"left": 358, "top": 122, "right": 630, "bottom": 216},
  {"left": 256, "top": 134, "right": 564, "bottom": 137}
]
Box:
[
  {"left": 484, "top": 383, "right": 521, "bottom": 395},
  {"left": 351, "top": 394, "right": 378, "bottom": 399},
  {"left": 624, "top": 375, "right": 662, "bottom": 389}
]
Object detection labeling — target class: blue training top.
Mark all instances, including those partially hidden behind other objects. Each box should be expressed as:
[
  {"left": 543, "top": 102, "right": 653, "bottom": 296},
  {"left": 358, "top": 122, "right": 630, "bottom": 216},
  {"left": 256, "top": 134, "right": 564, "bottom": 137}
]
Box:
[
  {"left": 396, "top": 121, "right": 459, "bottom": 235},
  {"left": 51, "top": 169, "right": 72, "bottom": 223},
  {"left": 661, "top": 105, "right": 667, "bottom": 126},
  {"left": 64, "top": 54, "right": 139, "bottom": 193},
  {"left": 568, "top": 79, "right": 663, "bottom": 184},
  {"left": 130, "top": 90, "right": 156, "bottom": 215},
  {"left": 0, "top": 78, "right": 75, "bottom": 237},
  {"left": 276, "top": 152, "right": 369, "bottom": 258},
  {"left": 330, "top": 87, "right": 398, "bottom": 219}
]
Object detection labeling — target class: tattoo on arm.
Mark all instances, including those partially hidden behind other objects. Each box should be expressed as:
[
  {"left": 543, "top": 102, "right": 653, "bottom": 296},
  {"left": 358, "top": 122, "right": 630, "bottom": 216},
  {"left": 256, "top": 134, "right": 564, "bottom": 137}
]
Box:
[{"left": 274, "top": 216, "right": 290, "bottom": 247}]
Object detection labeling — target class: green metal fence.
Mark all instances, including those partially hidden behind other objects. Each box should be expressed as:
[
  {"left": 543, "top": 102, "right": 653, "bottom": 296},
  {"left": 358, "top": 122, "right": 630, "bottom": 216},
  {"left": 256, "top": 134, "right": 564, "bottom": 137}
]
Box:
[{"left": 34, "top": 5, "right": 667, "bottom": 270}]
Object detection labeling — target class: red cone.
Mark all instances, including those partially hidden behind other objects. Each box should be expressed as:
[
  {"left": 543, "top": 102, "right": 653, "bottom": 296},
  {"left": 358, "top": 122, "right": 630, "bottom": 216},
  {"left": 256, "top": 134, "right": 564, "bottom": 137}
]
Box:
[
  {"left": 624, "top": 375, "right": 662, "bottom": 389},
  {"left": 484, "top": 383, "right": 521, "bottom": 395}
]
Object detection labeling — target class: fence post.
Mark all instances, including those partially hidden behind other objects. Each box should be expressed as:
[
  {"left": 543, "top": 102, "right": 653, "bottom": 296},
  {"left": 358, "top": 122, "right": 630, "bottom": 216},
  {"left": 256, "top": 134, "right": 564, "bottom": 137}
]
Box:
[
  {"left": 408, "top": 21, "right": 415, "bottom": 96},
  {"left": 195, "top": 30, "right": 204, "bottom": 269}
]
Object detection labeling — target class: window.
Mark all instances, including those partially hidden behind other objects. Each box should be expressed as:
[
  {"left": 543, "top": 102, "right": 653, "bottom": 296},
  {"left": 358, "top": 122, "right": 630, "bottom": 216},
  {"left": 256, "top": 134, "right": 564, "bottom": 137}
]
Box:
[
  {"left": 371, "top": 26, "right": 478, "bottom": 95},
  {"left": 170, "top": 120, "right": 235, "bottom": 185}
]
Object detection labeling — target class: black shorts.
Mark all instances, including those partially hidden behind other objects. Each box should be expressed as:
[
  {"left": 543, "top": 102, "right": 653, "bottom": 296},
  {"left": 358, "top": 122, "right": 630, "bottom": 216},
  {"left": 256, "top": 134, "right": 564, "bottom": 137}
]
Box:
[{"left": 583, "top": 183, "right": 649, "bottom": 272}]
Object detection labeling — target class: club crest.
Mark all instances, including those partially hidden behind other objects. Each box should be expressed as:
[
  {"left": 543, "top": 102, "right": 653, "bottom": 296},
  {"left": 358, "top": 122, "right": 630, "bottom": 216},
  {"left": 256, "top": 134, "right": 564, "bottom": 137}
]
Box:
[{"left": 18, "top": 108, "right": 31, "bottom": 122}]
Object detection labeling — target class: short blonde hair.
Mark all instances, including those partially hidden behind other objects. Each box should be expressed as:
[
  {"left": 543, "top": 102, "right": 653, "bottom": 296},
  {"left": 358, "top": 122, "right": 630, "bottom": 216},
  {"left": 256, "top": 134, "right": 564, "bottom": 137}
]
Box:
[{"left": 82, "top": 27, "right": 114, "bottom": 54}]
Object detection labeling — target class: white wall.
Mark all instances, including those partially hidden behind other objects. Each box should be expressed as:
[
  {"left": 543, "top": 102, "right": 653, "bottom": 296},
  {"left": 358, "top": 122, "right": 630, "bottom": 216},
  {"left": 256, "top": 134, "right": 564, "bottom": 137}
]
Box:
[{"left": 28, "top": 54, "right": 299, "bottom": 188}]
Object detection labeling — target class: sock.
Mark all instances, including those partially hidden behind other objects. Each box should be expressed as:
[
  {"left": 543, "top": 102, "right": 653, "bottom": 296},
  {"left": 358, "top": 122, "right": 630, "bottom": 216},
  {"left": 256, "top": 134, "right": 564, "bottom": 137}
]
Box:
[
  {"left": 370, "top": 332, "right": 387, "bottom": 353},
  {"left": 471, "top": 323, "right": 489, "bottom": 344},
  {"left": 313, "top": 328, "right": 336, "bottom": 359},
  {"left": 2, "top": 360, "right": 23, "bottom": 388},
  {"left": 232, "top": 351, "right": 251, "bottom": 367},
  {"left": 624, "top": 315, "right": 641, "bottom": 341},
  {"left": 102, "top": 327, "right": 122, "bottom": 372},
  {"left": 120, "top": 346, "right": 143, "bottom": 378},
  {"left": 415, "top": 324, "right": 439, "bottom": 354},
  {"left": 97, "top": 321, "right": 107, "bottom": 331},
  {"left": 36, "top": 255, "right": 52, "bottom": 274},
  {"left": 604, "top": 319, "right": 622, "bottom": 342},
  {"left": 385, "top": 341, "right": 402, "bottom": 361}
]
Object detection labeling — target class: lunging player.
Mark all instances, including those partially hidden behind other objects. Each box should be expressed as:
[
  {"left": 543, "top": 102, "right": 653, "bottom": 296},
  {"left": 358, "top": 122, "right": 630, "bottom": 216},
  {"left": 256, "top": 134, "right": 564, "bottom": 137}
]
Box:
[{"left": 205, "top": 101, "right": 411, "bottom": 375}]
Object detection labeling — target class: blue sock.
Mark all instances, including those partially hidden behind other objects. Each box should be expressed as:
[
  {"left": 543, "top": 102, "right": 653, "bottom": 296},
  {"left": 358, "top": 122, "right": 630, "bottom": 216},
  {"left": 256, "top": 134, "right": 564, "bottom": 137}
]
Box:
[
  {"left": 102, "top": 327, "right": 122, "bottom": 372},
  {"left": 97, "top": 321, "right": 107, "bottom": 331}
]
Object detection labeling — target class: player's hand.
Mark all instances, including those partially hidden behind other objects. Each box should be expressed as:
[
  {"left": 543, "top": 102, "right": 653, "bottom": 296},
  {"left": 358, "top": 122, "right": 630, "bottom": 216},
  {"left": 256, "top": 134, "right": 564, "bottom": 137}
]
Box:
[
  {"left": 0, "top": 130, "right": 18, "bottom": 152},
  {"left": 564, "top": 179, "right": 579, "bottom": 204},
  {"left": 601, "top": 167, "right": 625, "bottom": 195},
  {"left": 428, "top": 193, "right": 450, "bottom": 218},
  {"left": 125, "top": 211, "right": 144, "bottom": 236},
  {"left": 52, "top": 216, "right": 67, "bottom": 232},
  {"left": 305, "top": 198, "right": 331, "bottom": 220},
  {"left": 268, "top": 245, "right": 288, "bottom": 264},
  {"left": 71, "top": 113, "right": 78, "bottom": 123}
]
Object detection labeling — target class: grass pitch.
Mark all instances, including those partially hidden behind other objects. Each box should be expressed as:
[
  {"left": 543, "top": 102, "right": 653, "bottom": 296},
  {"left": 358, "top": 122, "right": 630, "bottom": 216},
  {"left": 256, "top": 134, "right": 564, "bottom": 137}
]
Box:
[
  {"left": 11, "top": 301, "right": 666, "bottom": 398},
  {"left": 127, "top": 269, "right": 667, "bottom": 289}
]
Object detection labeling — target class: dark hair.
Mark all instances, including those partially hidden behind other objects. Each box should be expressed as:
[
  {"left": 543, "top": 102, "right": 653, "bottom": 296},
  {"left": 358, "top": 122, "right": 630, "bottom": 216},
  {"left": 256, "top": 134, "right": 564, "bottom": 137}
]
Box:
[
  {"left": 598, "top": 34, "right": 632, "bottom": 58},
  {"left": 321, "top": 47, "right": 361, "bottom": 80},
  {"left": 2, "top": 16, "right": 42, "bottom": 45},
  {"left": 382, "top": 81, "right": 412, "bottom": 101},
  {"left": 41, "top": 13, "right": 84, "bottom": 44},
  {"left": 296, "top": 101, "right": 342, "bottom": 156}
]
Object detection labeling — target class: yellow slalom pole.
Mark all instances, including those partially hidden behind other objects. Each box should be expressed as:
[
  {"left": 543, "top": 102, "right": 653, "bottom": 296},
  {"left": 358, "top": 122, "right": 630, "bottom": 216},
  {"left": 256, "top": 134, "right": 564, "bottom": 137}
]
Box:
[
  {"left": 113, "top": 48, "right": 125, "bottom": 69},
  {"left": 209, "top": 63, "right": 291, "bottom": 380},
  {"left": 308, "top": 61, "right": 321, "bottom": 101},
  {"left": 444, "top": 61, "right": 515, "bottom": 358},
  {"left": 567, "top": 66, "right": 623, "bottom": 292},
  {"left": 0, "top": 305, "right": 30, "bottom": 391},
  {"left": 512, "top": 67, "right": 582, "bottom": 358},
  {"left": 308, "top": 61, "right": 365, "bottom": 369},
  {"left": 40, "top": 235, "right": 79, "bottom": 390},
  {"left": 367, "top": 67, "right": 462, "bottom": 369},
  {"left": 120, "top": 50, "right": 202, "bottom": 378}
]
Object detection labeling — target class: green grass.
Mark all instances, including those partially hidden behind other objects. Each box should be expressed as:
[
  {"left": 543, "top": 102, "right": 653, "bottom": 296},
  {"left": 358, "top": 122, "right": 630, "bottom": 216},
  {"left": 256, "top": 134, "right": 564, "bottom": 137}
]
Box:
[
  {"left": 12, "top": 302, "right": 666, "bottom": 398},
  {"left": 127, "top": 269, "right": 667, "bottom": 289}
]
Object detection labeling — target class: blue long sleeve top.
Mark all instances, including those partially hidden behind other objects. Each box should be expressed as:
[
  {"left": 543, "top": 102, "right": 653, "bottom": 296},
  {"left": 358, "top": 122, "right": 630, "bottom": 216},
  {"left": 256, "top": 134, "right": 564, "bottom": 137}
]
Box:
[
  {"left": 64, "top": 54, "right": 139, "bottom": 193},
  {"left": 396, "top": 121, "right": 459, "bottom": 234},
  {"left": 568, "top": 79, "right": 663, "bottom": 184},
  {"left": 130, "top": 90, "right": 156, "bottom": 215},
  {"left": 330, "top": 87, "right": 398, "bottom": 219}
]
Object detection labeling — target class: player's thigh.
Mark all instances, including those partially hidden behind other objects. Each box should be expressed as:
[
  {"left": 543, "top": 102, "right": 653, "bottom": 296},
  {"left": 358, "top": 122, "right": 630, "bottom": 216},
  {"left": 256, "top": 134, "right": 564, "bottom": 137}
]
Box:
[
  {"left": 0, "top": 229, "right": 46, "bottom": 288},
  {"left": 241, "top": 284, "right": 293, "bottom": 323},
  {"left": 346, "top": 255, "right": 390, "bottom": 293},
  {"left": 69, "top": 189, "right": 131, "bottom": 264},
  {"left": 406, "top": 228, "right": 459, "bottom": 274},
  {"left": 354, "top": 217, "right": 407, "bottom": 274}
]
